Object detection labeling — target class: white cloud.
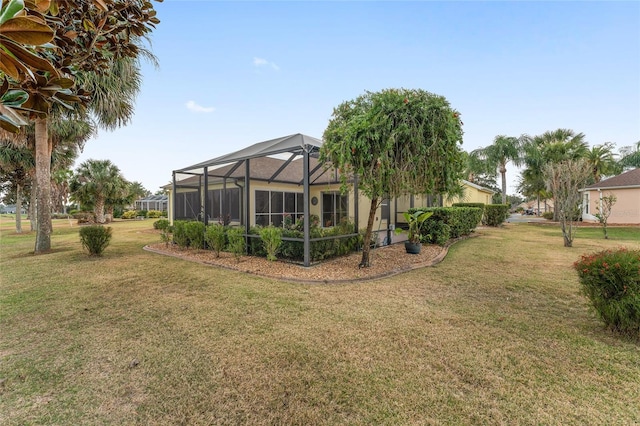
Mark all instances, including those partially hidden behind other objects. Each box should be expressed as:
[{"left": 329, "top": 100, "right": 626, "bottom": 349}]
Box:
[
  {"left": 253, "top": 57, "right": 280, "bottom": 71},
  {"left": 185, "top": 100, "right": 215, "bottom": 113}
]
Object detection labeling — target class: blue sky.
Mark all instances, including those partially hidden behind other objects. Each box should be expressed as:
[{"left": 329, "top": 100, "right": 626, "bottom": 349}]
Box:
[{"left": 73, "top": 1, "right": 640, "bottom": 195}]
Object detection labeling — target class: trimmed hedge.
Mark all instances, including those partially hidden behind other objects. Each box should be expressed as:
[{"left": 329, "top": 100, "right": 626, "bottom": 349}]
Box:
[
  {"left": 172, "top": 220, "right": 205, "bottom": 249},
  {"left": 484, "top": 204, "right": 510, "bottom": 227},
  {"left": 410, "top": 207, "right": 482, "bottom": 239}
]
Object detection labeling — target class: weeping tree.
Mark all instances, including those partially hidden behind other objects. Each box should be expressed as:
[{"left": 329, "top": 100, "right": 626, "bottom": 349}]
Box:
[{"left": 321, "top": 88, "right": 465, "bottom": 267}]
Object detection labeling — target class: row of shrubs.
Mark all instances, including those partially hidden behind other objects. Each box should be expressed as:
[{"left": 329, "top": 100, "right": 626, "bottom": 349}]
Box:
[
  {"left": 451, "top": 203, "right": 511, "bottom": 227},
  {"left": 160, "top": 218, "right": 363, "bottom": 263},
  {"left": 121, "top": 210, "right": 166, "bottom": 219}
]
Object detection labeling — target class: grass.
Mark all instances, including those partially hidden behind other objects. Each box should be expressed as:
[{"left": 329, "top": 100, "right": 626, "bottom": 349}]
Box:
[{"left": 1, "top": 216, "right": 639, "bottom": 424}]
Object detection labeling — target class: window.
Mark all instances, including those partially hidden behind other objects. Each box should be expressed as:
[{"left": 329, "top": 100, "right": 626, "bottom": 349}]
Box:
[
  {"left": 207, "top": 188, "right": 241, "bottom": 223},
  {"left": 322, "top": 192, "right": 348, "bottom": 227},
  {"left": 380, "top": 197, "right": 390, "bottom": 221},
  {"left": 255, "top": 190, "right": 304, "bottom": 227},
  {"left": 584, "top": 192, "right": 590, "bottom": 215}
]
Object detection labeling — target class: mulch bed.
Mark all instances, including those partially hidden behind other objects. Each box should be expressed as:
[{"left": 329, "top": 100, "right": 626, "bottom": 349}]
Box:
[{"left": 144, "top": 242, "right": 448, "bottom": 284}]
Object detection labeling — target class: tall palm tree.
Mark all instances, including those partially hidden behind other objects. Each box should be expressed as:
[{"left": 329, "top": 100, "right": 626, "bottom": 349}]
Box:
[
  {"left": 472, "top": 135, "right": 524, "bottom": 204},
  {"left": 585, "top": 142, "right": 619, "bottom": 183},
  {"left": 620, "top": 141, "right": 640, "bottom": 169},
  {"left": 70, "top": 159, "right": 127, "bottom": 224},
  {"left": 522, "top": 129, "right": 589, "bottom": 220}
]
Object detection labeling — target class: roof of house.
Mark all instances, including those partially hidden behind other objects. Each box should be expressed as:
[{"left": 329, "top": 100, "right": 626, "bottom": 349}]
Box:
[
  {"left": 584, "top": 168, "right": 640, "bottom": 190},
  {"left": 173, "top": 156, "right": 339, "bottom": 187},
  {"left": 462, "top": 180, "right": 495, "bottom": 194},
  {"left": 175, "top": 133, "right": 323, "bottom": 175}
]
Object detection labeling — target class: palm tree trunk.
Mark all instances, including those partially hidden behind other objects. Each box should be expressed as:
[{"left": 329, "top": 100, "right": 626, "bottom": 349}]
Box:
[
  {"left": 34, "top": 118, "right": 52, "bottom": 253},
  {"left": 360, "top": 197, "right": 379, "bottom": 268},
  {"left": 95, "top": 197, "right": 106, "bottom": 224},
  {"left": 29, "top": 183, "right": 36, "bottom": 231},
  {"left": 500, "top": 164, "right": 507, "bottom": 205},
  {"left": 15, "top": 183, "right": 22, "bottom": 234}
]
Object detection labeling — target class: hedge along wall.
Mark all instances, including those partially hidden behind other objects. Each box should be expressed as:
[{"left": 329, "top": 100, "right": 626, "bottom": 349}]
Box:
[{"left": 408, "top": 206, "right": 483, "bottom": 239}]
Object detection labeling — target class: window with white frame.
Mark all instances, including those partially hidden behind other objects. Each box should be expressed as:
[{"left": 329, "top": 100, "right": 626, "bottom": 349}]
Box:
[{"left": 255, "top": 190, "right": 304, "bottom": 227}]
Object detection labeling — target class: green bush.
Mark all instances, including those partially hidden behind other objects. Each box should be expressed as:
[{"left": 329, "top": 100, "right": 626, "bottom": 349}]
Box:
[
  {"left": 484, "top": 204, "right": 510, "bottom": 227},
  {"left": 574, "top": 248, "right": 640, "bottom": 335},
  {"left": 153, "top": 219, "right": 170, "bottom": 230},
  {"left": 74, "top": 211, "right": 95, "bottom": 224},
  {"left": 79, "top": 225, "right": 112, "bottom": 256},
  {"left": 260, "top": 226, "right": 283, "bottom": 261},
  {"left": 410, "top": 207, "right": 481, "bottom": 239},
  {"left": 172, "top": 221, "right": 189, "bottom": 248},
  {"left": 422, "top": 220, "right": 451, "bottom": 246},
  {"left": 147, "top": 210, "right": 163, "bottom": 218},
  {"left": 184, "top": 221, "right": 206, "bottom": 249},
  {"left": 542, "top": 211, "right": 554, "bottom": 220},
  {"left": 226, "top": 227, "right": 246, "bottom": 261},
  {"left": 205, "top": 224, "right": 226, "bottom": 257},
  {"left": 121, "top": 210, "right": 138, "bottom": 219}
]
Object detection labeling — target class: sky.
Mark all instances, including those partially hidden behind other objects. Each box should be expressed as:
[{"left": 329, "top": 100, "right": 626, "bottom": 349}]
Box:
[{"left": 73, "top": 0, "right": 640, "bottom": 195}]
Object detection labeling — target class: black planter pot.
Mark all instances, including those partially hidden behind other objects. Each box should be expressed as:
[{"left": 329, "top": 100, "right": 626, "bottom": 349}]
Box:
[{"left": 404, "top": 241, "right": 421, "bottom": 254}]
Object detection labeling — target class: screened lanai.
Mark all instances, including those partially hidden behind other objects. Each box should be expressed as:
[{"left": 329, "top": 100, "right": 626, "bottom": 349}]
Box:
[{"left": 171, "top": 133, "right": 361, "bottom": 266}]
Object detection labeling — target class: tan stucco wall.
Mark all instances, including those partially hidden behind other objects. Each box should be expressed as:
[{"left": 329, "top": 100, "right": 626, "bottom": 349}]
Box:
[{"left": 583, "top": 188, "right": 640, "bottom": 224}]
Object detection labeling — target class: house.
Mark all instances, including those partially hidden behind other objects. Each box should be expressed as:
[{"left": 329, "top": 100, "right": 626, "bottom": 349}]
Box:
[
  {"left": 169, "top": 133, "right": 494, "bottom": 265},
  {"left": 580, "top": 168, "right": 640, "bottom": 224},
  {"left": 134, "top": 195, "right": 168, "bottom": 212}
]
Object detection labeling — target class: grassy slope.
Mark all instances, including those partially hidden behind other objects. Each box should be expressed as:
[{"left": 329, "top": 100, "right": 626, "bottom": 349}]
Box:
[{"left": 1, "top": 217, "right": 639, "bottom": 425}]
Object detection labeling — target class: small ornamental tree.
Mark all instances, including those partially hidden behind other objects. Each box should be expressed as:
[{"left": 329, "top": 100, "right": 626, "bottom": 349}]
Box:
[
  {"left": 594, "top": 194, "right": 617, "bottom": 240},
  {"left": 321, "top": 88, "right": 464, "bottom": 267},
  {"left": 544, "top": 158, "right": 591, "bottom": 247}
]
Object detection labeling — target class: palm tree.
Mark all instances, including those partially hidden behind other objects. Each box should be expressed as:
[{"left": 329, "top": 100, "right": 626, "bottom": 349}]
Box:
[
  {"left": 521, "top": 129, "right": 589, "bottom": 220},
  {"left": 70, "top": 159, "right": 127, "bottom": 224},
  {"left": 472, "top": 135, "right": 524, "bottom": 204},
  {"left": 0, "top": 142, "right": 33, "bottom": 233},
  {"left": 585, "top": 142, "right": 619, "bottom": 183},
  {"left": 620, "top": 141, "right": 640, "bottom": 169}
]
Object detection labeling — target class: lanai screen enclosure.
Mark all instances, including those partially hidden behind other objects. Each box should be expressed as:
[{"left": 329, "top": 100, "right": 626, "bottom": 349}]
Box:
[{"left": 172, "top": 133, "right": 365, "bottom": 266}]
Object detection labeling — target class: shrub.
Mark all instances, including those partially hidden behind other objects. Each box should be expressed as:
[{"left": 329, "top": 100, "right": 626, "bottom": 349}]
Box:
[
  {"left": 172, "top": 221, "right": 190, "bottom": 248},
  {"left": 121, "top": 210, "right": 138, "bottom": 219},
  {"left": 79, "top": 225, "right": 112, "bottom": 256},
  {"left": 410, "top": 207, "right": 481, "bottom": 239},
  {"left": 153, "top": 219, "right": 170, "bottom": 230},
  {"left": 205, "top": 224, "right": 226, "bottom": 257},
  {"left": 542, "top": 211, "right": 554, "bottom": 220},
  {"left": 138, "top": 210, "right": 148, "bottom": 218},
  {"left": 574, "top": 248, "right": 640, "bottom": 335},
  {"left": 260, "top": 226, "right": 283, "bottom": 261},
  {"left": 184, "top": 221, "right": 206, "bottom": 249},
  {"left": 74, "top": 211, "right": 95, "bottom": 224},
  {"left": 147, "top": 210, "right": 163, "bottom": 218},
  {"left": 226, "top": 227, "right": 246, "bottom": 261},
  {"left": 484, "top": 204, "right": 510, "bottom": 227},
  {"left": 422, "top": 220, "right": 451, "bottom": 246}
]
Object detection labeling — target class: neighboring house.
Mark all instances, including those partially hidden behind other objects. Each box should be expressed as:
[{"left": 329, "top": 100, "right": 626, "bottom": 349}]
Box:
[
  {"left": 580, "top": 168, "right": 640, "bottom": 224},
  {"left": 168, "top": 133, "right": 494, "bottom": 265},
  {"left": 0, "top": 204, "right": 26, "bottom": 214},
  {"left": 446, "top": 180, "right": 495, "bottom": 206},
  {"left": 134, "top": 195, "right": 168, "bottom": 212},
  {"left": 518, "top": 199, "right": 554, "bottom": 215}
]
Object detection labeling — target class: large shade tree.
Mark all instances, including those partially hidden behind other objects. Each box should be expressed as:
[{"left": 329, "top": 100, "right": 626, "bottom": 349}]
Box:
[
  {"left": 472, "top": 135, "right": 524, "bottom": 205},
  {"left": 0, "top": 0, "right": 160, "bottom": 253},
  {"left": 321, "top": 88, "right": 465, "bottom": 268},
  {"left": 70, "top": 159, "right": 127, "bottom": 224}
]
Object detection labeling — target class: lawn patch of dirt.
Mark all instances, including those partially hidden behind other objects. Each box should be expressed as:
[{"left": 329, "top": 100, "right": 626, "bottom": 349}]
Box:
[{"left": 145, "top": 242, "right": 447, "bottom": 283}]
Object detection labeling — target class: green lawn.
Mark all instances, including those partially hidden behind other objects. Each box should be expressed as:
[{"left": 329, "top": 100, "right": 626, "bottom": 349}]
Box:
[{"left": 1, "top": 217, "right": 639, "bottom": 424}]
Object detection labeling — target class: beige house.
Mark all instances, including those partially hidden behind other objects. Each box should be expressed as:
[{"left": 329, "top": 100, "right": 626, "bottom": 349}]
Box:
[
  {"left": 169, "top": 134, "right": 494, "bottom": 265},
  {"left": 580, "top": 168, "right": 640, "bottom": 224}
]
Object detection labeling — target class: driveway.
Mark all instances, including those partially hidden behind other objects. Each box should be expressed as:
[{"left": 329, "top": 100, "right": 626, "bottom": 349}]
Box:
[{"left": 506, "top": 213, "right": 549, "bottom": 224}]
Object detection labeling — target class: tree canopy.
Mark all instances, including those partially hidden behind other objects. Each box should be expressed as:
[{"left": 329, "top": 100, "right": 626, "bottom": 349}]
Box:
[{"left": 320, "top": 88, "right": 464, "bottom": 267}]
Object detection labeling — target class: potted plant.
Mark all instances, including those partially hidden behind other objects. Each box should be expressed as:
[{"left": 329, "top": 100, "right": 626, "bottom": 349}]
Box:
[{"left": 402, "top": 210, "right": 432, "bottom": 254}]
